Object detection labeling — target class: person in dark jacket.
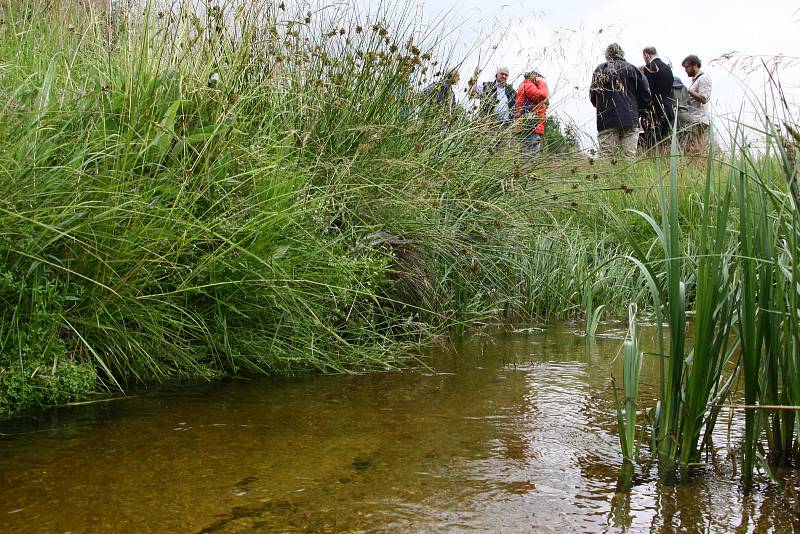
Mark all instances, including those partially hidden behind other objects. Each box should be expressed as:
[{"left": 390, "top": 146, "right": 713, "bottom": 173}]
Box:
[
  {"left": 642, "top": 46, "right": 676, "bottom": 149},
  {"left": 470, "top": 67, "right": 516, "bottom": 126},
  {"left": 424, "top": 69, "right": 460, "bottom": 114},
  {"left": 590, "top": 43, "right": 652, "bottom": 157}
]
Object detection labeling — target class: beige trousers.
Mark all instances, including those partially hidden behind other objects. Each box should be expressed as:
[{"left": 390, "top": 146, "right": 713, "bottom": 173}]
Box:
[
  {"left": 685, "top": 122, "right": 710, "bottom": 154},
  {"left": 598, "top": 126, "right": 639, "bottom": 157}
]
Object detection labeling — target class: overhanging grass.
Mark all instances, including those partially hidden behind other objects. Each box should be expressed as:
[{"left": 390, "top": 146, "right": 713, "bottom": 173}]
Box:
[{"left": 0, "top": 0, "right": 738, "bottom": 418}]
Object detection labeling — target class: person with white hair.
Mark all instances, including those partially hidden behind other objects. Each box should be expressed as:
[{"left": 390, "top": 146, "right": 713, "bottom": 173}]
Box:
[
  {"left": 590, "top": 43, "right": 652, "bottom": 157},
  {"left": 470, "top": 66, "right": 516, "bottom": 126}
]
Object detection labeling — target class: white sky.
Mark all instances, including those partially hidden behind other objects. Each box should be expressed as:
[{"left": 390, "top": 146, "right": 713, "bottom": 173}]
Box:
[{"left": 394, "top": 0, "right": 800, "bottom": 148}]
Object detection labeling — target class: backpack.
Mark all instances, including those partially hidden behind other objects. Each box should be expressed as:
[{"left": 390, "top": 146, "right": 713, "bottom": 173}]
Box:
[{"left": 672, "top": 77, "right": 692, "bottom": 128}]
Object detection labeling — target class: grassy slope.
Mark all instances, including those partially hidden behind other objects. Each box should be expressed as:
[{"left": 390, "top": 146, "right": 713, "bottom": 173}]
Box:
[{"left": 0, "top": 2, "right": 716, "bottom": 416}]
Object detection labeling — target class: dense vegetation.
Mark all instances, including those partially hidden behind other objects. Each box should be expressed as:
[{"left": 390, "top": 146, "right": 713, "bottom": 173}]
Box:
[
  {"left": 1, "top": 0, "right": 798, "bottom": 491},
  {"left": 615, "top": 128, "right": 800, "bottom": 488},
  {"left": 0, "top": 1, "right": 652, "bottom": 416}
]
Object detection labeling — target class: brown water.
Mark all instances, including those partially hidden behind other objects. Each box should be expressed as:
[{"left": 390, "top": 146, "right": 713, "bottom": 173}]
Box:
[{"left": 1, "top": 323, "right": 798, "bottom": 533}]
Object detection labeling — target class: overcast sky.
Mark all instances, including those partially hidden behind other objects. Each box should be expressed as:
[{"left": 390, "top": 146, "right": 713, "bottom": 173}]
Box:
[{"left": 392, "top": 0, "right": 800, "bottom": 147}]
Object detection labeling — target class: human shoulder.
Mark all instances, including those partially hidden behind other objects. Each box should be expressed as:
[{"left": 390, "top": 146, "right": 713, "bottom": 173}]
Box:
[
  {"left": 654, "top": 58, "right": 673, "bottom": 73},
  {"left": 592, "top": 62, "right": 608, "bottom": 79},
  {"left": 694, "top": 72, "right": 712, "bottom": 94}
]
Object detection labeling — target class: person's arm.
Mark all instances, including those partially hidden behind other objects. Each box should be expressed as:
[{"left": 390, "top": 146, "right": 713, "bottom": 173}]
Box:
[
  {"left": 514, "top": 85, "right": 526, "bottom": 117},
  {"left": 687, "top": 87, "right": 705, "bottom": 103},
  {"left": 589, "top": 68, "right": 599, "bottom": 108},
  {"left": 636, "top": 67, "right": 652, "bottom": 108},
  {"left": 688, "top": 76, "right": 710, "bottom": 104},
  {"left": 528, "top": 78, "right": 549, "bottom": 101}
]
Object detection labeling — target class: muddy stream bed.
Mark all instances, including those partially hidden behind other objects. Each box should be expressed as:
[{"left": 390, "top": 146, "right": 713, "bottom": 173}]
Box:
[{"left": 1, "top": 323, "right": 798, "bottom": 532}]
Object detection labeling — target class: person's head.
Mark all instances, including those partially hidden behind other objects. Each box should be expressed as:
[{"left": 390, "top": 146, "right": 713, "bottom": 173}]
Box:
[
  {"left": 605, "top": 43, "right": 625, "bottom": 62},
  {"left": 495, "top": 67, "right": 510, "bottom": 84},
  {"left": 642, "top": 46, "right": 657, "bottom": 64},
  {"left": 524, "top": 70, "right": 543, "bottom": 81},
  {"left": 682, "top": 55, "right": 701, "bottom": 77},
  {"left": 444, "top": 69, "right": 460, "bottom": 85}
]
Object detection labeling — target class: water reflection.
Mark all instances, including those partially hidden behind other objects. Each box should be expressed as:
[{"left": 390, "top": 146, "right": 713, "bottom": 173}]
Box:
[{"left": 0, "top": 323, "right": 797, "bottom": 532}]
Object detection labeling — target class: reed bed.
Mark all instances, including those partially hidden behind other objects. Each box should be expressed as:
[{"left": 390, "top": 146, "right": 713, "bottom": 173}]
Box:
[{"left": 612, "top": 119, "right": 800, "bottom": 489}]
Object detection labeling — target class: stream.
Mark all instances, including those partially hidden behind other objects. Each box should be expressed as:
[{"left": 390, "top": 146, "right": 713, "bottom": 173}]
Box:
[{"left": 1, "top": 322, "right": 798, "bottom": 532}]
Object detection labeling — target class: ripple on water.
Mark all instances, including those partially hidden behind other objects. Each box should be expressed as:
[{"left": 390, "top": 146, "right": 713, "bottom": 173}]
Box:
[{"left": 0, "top": 323, "right": 798, "bottom": 532}]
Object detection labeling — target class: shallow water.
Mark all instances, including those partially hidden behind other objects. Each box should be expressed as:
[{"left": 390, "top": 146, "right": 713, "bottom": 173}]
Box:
[{"left": 1, "top": 323, "right": 798, "bottom": 533}]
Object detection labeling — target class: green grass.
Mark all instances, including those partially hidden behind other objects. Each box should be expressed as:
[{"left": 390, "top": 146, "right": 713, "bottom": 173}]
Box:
[
  {"left": 0, "top": 1, "right": 663, "bottom": 415},
  {"left": 2, "top": 3, "right": 797, "bottom": 496}
]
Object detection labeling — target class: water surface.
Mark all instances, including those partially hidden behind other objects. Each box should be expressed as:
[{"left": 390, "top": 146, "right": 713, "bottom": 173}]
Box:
[{"left": 1, "top": 323, "right": 798, "bottom": 532}]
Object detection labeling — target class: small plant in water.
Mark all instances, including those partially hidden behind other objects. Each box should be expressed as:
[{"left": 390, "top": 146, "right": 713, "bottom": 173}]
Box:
[{"left": 612, "top": 304, "right": 642, "bottom": 464}]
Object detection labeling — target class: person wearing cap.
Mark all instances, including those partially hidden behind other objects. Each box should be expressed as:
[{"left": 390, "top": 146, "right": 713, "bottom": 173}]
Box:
[
  {"left": 642, "top": 46, "right": 676, "bottom": 149},
  {"left": 514, "top": 70, "right": 549, "bottom": 155},
  {"left": 681, "top": 55, "right": 712, "bottom": 154},
  {"left": 590, "top": 43, "right": 652, "bottom": 157}
]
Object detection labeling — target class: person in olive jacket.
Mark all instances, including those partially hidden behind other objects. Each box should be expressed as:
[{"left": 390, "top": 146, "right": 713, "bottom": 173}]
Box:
[{"left": 590, "top": 43, "right": 652, "bottom": 157}]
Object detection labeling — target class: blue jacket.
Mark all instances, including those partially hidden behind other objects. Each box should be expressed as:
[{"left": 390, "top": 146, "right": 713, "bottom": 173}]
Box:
[
  {"left": 590, "top": 59, "right": 652, "bottom": 131},
  {"left": 424, "top": 81, "right": 456, "bottom": 111}
]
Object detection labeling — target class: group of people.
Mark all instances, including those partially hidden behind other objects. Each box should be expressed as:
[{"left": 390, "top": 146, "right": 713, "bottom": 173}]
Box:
[
  {"left": 424, "top": 67, "right": 549, "bottom": 155},
  {"left": 428, "top": 42, "right": 712, "bottom": 158},
  {"left": 591, "top": 43, "right": 711, "bottom": 157},
  {"left": 471, "top": 68, "right": 550, "bottom": 154}
]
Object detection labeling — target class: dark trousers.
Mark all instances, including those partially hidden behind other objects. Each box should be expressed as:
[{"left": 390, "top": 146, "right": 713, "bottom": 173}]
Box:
[
  {"left": 654, "top": 114, "right": 675, "bottom": 145},
  {"left": 652, "top": 99, "right": 676, "bottom": 146}
]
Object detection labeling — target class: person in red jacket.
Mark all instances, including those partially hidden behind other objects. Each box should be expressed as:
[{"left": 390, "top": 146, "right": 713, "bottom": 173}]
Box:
[{"left": 515, "top": 71, "right": 549, "bottom": 155}]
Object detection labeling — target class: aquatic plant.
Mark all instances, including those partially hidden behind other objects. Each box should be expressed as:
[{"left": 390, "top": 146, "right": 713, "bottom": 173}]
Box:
[
  {"left": 612, "top": 111, "right": 800, "bottom": 487},
  {"left": 613, "top": 304, "right": 642, "bottom": 463}
]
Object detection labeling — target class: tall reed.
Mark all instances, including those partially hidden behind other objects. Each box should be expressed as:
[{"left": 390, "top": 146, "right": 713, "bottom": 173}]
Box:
[{"left": 613, "top": 113, "right": 800, "bottom": 486}]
